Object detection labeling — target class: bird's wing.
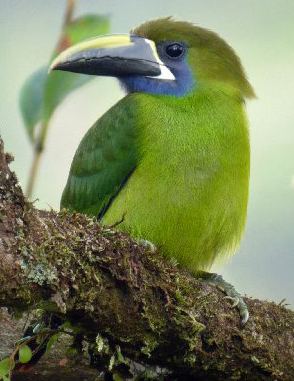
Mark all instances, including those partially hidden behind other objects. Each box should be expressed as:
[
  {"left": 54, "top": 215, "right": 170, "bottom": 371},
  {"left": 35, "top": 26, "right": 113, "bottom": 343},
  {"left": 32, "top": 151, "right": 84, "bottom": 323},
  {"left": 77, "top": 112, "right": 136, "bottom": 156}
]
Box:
[{"left": 60, "top": 95, "right": 139, "bottom": 218}]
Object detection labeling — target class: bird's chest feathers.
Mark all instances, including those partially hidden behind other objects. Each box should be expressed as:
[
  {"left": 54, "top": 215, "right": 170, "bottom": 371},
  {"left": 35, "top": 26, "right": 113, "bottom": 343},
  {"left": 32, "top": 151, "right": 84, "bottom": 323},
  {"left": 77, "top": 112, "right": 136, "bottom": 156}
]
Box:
[
  {"left": 105, "top": 91, "right": 249, "bottom": 267},
  {"left": 116, "top": 91, "right": 250, "bottom": 235},
  {"left": 134, "top": 94, "right": 246, "bottom": 197}
]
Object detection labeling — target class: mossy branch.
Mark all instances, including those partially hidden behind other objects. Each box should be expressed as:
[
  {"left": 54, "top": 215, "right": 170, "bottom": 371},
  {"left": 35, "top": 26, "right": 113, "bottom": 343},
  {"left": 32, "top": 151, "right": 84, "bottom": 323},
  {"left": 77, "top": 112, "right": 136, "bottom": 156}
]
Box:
[{"left": 0, "top": 135, "right": 294, "bottom": 380}]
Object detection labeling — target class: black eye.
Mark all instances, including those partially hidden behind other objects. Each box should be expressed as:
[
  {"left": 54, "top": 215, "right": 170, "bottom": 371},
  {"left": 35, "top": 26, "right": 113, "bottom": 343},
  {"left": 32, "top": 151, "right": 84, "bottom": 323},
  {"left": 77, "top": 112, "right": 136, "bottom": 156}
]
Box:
[{"left": 165, "top": 43, "right": 184, "bottom": 58}]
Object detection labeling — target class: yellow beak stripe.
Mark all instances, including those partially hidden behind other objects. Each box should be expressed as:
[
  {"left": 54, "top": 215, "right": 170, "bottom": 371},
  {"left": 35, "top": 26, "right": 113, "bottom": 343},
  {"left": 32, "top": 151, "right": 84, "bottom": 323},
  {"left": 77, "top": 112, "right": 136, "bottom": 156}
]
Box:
[{"left": 50, "top": 34, "right": 133, "bottom": 72}]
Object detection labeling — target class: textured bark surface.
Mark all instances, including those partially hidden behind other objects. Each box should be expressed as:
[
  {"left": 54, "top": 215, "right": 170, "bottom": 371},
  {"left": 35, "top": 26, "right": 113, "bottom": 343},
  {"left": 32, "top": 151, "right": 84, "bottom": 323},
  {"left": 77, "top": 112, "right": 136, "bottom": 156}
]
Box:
[{"left": 0, "top": 134, "right": 294, "bottom": 381}]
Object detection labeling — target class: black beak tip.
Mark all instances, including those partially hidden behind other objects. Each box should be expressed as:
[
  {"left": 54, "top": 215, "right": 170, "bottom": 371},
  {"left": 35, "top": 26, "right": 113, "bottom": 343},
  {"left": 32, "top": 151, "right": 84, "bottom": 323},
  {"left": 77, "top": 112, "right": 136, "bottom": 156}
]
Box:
[{"left": 50, "top": 56, "right": 161, "bottom": 77}]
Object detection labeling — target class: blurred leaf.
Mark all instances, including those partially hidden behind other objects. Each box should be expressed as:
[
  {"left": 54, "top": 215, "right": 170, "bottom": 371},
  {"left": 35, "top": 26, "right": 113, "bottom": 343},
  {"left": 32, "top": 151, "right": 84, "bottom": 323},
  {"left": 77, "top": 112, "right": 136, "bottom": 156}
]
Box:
[
  {"left": 0, "top": 358, "right": 9, "bottom": 378},
  {"left": 19, "top": 66, "right": 47, "bottom": 141},
  {"left": 43, "top": 70, "right": 90, "bottom": 122},
  {"left": 0, "top": 358, "right": 14, "bottom": 379},
  {"left": 20, "top": 14, "right": 110, "bottom": 142},
  {"left": 53, "top": 14, "right": 110, "bottom": 57},
  {"left": 61, "top": 320, "right": 79, "bottom": 332},
  {"left": 45, "top": 333, "right": 61, "bottom": 354},
  {"left": 18, "top": 345, "right": 33, "bottom": 364},
  {"left": 14, "top": 336, "right": 31, "bottom": 346}
]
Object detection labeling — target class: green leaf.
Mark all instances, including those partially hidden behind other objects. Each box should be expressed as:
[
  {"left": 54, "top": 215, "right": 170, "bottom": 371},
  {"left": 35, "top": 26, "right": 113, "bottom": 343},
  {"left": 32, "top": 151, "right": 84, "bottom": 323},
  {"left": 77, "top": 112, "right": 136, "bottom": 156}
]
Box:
[
  {"left": 33, "top": 322, "right": 44, "bottom": 334},
  {"left": 60, "top": 320, "right": 79, "bottom": 332},
  {"left": 18, "top": 345, "right": 33, "bottom": 364},
  {"left": 45, "top": 333, "right": 60, "bottom": 354},
  {"left": 113, "top": 374, "right": 124, "bottom": 381},
  {"left": 60, "top": 320, "right": 74, "bottom": 330},
  {"left": 53, "top": 15, "right": 110, "bottom": 58},
  {"left": 14, "top": 336, "right": 31, "bottom": 346},
  {"left": 19, "top": 14, "right": 110, "bottom": 143},
  {"left": 0, "top": 359, "right": 10, "bottom": 378},
  {"left": 0, "top": 358, "right": 14, "bottom": 379},
  {"left": 42, "top": 70, "right": 90, "bottom": 122},
  {"left": 19, "top": 66, "right": 47, "bottom": 141}
]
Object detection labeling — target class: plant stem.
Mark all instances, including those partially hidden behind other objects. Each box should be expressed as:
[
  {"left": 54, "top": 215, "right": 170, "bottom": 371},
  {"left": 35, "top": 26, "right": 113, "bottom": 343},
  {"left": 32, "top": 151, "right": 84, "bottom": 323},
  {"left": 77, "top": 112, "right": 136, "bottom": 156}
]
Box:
[
  {"left": 26, "top": 152, "right": 42, "bottom": 199},
  {"left": 26, "top": 118, "right": 50, "bottom": 199},
  {"left": 26, "top": 0, "right": 78, "bottom": 199},
  {"left": 26, "top": 147, "right": 43, "bottom": 200},
  {"left": 63, "top": 0, "right": 77, "bottom": 27}
]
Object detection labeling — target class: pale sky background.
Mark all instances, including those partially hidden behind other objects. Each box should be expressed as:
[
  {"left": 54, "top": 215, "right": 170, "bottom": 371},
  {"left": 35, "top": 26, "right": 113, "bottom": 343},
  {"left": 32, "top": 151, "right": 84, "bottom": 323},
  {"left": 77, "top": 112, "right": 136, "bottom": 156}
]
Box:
[{"left": 0, "top": 0, "right": 293, "bottom": 309}]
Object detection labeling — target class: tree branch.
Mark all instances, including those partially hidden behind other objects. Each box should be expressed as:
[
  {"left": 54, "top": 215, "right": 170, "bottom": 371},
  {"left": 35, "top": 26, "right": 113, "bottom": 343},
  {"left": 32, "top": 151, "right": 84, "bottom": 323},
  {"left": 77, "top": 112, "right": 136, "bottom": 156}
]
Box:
[{"left": 0, "top": 135, "right": 293, "bottom": 380}]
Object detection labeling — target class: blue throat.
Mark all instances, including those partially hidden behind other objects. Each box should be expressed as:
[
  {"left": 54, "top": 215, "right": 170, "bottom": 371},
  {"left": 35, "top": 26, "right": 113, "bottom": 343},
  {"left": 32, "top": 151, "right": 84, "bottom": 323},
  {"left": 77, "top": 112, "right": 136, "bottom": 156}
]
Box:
[{"left": 119, "top": 64, "right": 195, "bottom": 97}]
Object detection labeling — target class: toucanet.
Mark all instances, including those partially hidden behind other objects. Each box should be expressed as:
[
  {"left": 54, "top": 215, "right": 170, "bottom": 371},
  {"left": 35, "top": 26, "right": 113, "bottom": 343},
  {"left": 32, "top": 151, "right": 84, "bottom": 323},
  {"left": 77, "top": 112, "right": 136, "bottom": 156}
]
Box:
[{"left": 51, "top": 17, "right": 255, "bottom": 324}]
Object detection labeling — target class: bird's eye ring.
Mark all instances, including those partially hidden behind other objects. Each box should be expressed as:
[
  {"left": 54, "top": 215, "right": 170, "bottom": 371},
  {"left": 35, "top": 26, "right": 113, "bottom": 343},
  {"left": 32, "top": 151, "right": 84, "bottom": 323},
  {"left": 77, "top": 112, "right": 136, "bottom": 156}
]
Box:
[{"left": 165, "top": 43, "right": 184, "bottom": 59}]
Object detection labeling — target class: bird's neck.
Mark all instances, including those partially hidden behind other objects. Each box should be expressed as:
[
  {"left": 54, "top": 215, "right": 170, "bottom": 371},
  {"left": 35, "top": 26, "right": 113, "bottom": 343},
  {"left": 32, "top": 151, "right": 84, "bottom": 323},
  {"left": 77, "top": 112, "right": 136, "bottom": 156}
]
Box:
[{"left": 133, "top": 82, "right": 249, "bottom": 161}]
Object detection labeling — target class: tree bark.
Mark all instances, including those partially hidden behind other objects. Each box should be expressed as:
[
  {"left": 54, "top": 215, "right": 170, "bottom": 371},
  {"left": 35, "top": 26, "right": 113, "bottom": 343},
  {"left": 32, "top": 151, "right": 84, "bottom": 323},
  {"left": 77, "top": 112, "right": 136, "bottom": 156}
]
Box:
[{"left": 0, "top": 135, "right": 293, "bottom": 381}]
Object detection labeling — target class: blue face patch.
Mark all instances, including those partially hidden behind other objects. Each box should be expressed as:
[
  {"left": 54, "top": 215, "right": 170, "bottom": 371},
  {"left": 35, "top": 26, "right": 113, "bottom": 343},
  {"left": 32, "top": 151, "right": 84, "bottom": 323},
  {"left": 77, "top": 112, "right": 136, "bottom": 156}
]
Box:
[{"left": 119, "top": 40, "right": 195, "bottom": 97}]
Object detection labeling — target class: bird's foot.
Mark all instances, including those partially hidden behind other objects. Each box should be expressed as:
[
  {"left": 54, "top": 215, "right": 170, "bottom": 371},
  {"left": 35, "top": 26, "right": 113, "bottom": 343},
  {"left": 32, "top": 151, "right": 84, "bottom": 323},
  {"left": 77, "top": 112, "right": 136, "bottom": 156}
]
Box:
[
  {"left": 197, "top": 271, "right": 249, "bottom": 326},
  {"left": 137, "top": 239, "right": 157, "bottom": 253}
]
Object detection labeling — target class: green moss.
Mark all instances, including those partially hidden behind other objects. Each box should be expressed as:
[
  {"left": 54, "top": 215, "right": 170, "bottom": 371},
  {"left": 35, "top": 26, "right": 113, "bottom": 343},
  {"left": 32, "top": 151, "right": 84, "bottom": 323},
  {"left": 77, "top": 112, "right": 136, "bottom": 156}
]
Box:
[{"left": 141, "top": 336, "right": 158, "bottom": 357}]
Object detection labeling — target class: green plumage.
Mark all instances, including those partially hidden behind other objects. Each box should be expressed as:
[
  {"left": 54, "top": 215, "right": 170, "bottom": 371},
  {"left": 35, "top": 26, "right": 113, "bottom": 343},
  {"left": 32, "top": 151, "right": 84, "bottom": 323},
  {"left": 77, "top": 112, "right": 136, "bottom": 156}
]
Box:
[
  {"left": 61, "top": 96, "right": 140, "bottom": 216},
  {"left": 60, "top": 18, "right": 255, "bottom": 271}
]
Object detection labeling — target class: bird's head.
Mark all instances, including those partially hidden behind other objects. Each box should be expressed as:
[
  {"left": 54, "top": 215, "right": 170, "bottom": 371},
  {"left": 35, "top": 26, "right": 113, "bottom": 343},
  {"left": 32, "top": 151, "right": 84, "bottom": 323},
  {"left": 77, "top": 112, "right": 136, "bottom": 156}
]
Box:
[{"left": 50, "top": 17, "right": 255, "bottom": 98}]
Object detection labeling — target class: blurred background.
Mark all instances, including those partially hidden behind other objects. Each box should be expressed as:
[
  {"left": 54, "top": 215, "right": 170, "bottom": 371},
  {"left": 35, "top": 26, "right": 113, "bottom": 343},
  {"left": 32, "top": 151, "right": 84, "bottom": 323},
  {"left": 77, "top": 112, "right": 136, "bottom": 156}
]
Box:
[{"left": 0, "top": 0, "right": 293, "bottom": 308}]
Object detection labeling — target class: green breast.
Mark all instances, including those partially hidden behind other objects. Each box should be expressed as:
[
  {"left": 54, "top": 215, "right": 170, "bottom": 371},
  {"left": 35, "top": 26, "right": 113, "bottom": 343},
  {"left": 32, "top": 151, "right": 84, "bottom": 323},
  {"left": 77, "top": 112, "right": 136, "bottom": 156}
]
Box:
[{"left": 103, "top": 84, "right": 250, "bottom": 271}]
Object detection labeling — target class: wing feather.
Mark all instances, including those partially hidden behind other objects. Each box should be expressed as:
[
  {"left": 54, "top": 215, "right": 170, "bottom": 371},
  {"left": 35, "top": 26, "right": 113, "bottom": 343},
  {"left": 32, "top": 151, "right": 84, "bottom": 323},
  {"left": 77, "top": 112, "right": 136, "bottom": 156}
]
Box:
[{"left": 61, "top": 95, "right": 139, "bottom": 217}]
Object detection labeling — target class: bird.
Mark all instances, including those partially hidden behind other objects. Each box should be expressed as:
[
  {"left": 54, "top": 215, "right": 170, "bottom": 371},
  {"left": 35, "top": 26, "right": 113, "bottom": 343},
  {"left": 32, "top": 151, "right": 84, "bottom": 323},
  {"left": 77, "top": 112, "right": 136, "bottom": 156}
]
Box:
[{"left": 50, "top": 17, "right": 255, "bottom": 324}]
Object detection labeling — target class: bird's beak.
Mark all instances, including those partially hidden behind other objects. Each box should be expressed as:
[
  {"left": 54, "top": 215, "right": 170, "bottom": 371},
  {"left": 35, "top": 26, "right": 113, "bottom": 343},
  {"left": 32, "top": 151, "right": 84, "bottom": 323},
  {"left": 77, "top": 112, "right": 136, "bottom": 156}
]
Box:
[{"left": 49, "top": 34, "right": 175, "bottom": 80}]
